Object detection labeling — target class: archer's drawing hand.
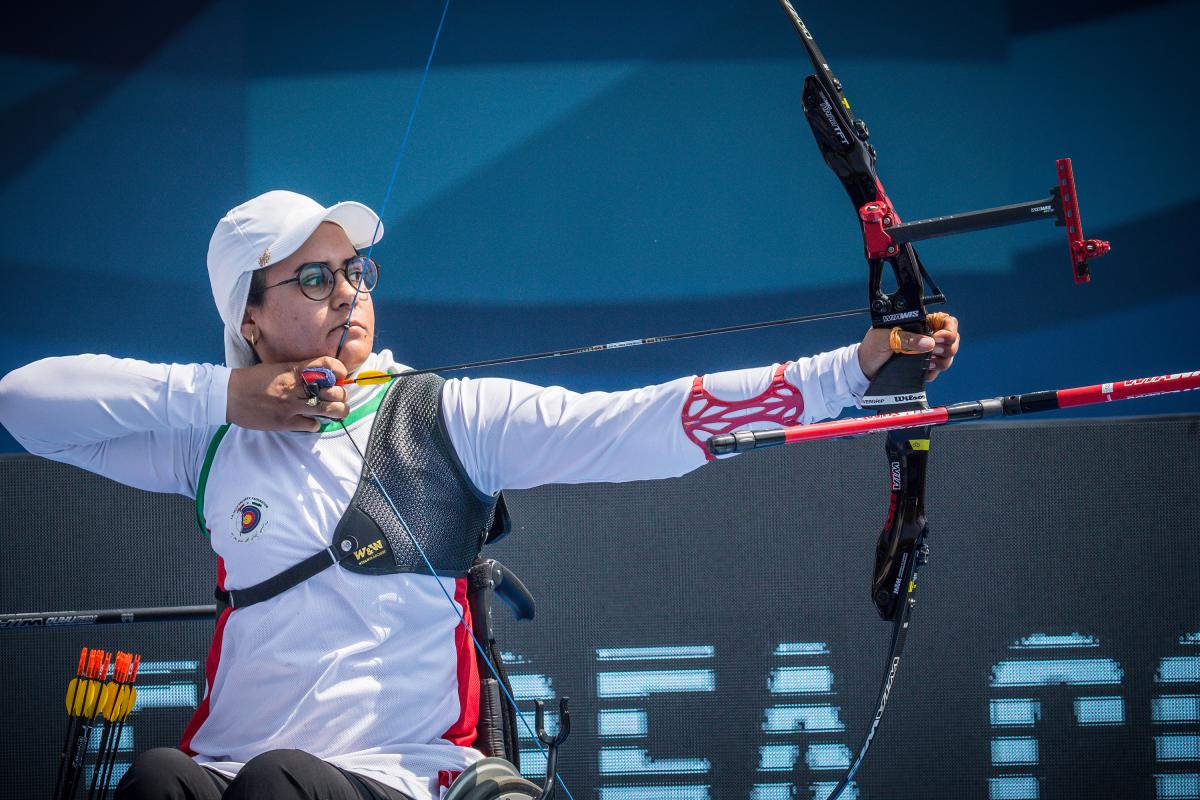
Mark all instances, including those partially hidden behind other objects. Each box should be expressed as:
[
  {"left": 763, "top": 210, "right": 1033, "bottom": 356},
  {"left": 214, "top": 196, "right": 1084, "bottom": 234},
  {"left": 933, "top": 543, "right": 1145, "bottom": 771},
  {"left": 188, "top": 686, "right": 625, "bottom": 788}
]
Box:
[
  {"left": 858, "top": 312, "right": 960, "bottom": 382},
  {"left": 227, "top": 357, "right": 349, "bottom": 432}
]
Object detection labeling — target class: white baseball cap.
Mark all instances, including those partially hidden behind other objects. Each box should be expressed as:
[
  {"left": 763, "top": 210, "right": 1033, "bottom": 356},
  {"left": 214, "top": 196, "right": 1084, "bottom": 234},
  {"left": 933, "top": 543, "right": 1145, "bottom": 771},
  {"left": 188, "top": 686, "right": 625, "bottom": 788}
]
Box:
[{"left": 207, "top": 190, "right": 384, "bottom": 367}]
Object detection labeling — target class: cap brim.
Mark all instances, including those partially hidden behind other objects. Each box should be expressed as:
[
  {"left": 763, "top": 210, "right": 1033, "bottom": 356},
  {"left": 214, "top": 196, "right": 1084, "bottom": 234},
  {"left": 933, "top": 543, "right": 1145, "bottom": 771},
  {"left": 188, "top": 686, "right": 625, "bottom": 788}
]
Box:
[
  {"left": 267, "top": 201, "right": 384, "bottom": 267},
  {"left": 325, "top": 201, "right": 384, "bottom": 251}
]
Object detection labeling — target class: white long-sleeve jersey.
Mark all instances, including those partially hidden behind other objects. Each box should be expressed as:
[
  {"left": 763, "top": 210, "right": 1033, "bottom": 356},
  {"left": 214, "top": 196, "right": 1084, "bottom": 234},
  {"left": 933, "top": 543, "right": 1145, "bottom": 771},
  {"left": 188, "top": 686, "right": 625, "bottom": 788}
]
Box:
[{"left": 0, "top": 346, "right": 867, "bottom": 797}]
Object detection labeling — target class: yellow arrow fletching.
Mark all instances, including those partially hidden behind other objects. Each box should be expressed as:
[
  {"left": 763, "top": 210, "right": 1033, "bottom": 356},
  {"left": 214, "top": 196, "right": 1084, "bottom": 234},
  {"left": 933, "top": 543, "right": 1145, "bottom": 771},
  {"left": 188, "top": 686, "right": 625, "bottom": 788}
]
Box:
[
  {"left": 110, "top": 685, "right": 126, "bottom": 718},
  {"left": 124, "top": 686, "right": 138, "bottom": 719},
  {"left": 102, "top": 682, "right": 121, "bottom": 718},
  {"left": 83, "top": 680, "right": 101, "bottom": 716},
  {"left": 65, "top": 678, "right": 79, "bottom": 713},
  {"left": 354, "top": 370, "right": 393, "bottom": 385},
  {"left": 66, "top": 647, "right": 88, "bottom": 713},
  {"left": 72, "top": 680, "right": 89, "bottom": 716}
]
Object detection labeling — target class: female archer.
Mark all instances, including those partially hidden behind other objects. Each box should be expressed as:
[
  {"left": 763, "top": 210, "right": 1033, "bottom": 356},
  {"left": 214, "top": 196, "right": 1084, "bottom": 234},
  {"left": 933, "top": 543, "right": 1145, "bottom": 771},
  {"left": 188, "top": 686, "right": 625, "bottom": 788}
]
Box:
[{"left": 0, "top": 189, "right": 958, "bottom": 800}]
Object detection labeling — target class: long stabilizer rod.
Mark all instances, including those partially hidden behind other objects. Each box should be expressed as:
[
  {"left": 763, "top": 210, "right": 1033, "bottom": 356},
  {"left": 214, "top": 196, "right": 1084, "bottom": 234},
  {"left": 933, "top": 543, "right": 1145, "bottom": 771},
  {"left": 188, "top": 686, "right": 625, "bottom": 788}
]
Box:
[
  {"left": 0, "top": 605, "right": 216, "bottom": 629},
  {"left": 708, "top": 370, "right": 1200, "bottom": 455}
]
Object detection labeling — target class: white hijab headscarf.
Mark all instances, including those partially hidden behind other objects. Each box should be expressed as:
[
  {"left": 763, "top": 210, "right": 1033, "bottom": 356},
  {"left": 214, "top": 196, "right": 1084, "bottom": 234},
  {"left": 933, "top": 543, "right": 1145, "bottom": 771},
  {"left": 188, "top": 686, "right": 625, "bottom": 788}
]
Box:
[{"left": 206, "top": 190, "right": 384, "bottom": 367}]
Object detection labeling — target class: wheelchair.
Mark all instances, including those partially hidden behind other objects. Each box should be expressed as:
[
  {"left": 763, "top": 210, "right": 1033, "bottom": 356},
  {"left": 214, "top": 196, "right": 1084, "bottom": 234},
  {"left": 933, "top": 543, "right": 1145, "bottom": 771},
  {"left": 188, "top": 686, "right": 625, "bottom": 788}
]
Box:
[{"left": 443, "top": 557, "right": 570, "bottom": 800}]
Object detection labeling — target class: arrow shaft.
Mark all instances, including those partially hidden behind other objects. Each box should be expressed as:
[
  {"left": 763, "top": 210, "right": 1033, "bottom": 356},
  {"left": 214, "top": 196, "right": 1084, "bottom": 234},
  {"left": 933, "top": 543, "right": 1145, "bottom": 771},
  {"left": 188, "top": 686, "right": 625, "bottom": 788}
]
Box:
[{"left": 339, "top": 296, "right": 947, "bottom": 384}]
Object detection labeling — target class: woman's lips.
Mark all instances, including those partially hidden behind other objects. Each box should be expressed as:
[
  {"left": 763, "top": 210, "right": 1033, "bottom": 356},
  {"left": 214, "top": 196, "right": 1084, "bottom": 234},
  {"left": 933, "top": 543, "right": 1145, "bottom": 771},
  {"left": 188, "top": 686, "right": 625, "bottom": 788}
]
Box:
[{"left": 331, "top": 321, "right": 369, "bottom": 335}]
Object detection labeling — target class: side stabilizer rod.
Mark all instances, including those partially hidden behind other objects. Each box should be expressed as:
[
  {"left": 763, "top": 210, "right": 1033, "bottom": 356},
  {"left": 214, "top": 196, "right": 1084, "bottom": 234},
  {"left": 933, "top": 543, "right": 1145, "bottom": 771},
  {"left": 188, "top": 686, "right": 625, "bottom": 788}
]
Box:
[{"left": 860, "top": 158, "right": 1110, "bottom": 284}]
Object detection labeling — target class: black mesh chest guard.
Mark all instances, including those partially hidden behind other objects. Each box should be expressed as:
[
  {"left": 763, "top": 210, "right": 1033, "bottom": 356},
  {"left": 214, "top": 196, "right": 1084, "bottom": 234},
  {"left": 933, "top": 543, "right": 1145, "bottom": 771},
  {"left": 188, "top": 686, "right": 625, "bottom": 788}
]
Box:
[
  {"left": 333, "top": 373, "right": 497, "bottom": 577},
  {"left": 215, "top": 374, "right": 504, "bottom": 610}
]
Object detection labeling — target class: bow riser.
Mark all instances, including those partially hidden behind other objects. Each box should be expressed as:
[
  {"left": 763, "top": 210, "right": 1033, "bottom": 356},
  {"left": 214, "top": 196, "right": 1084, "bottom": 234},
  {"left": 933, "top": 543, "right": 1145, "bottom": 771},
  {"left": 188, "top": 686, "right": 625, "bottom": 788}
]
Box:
[
  {"left": 798, "top": 45, "right": 934, "bottom": 630},
  {"left": 787, "top": 3, "right": 934, "bottom": 796},
  {"left": 874, "top": 426, "right": 930, "bottom": 621},
  {"left": 799, "top": 77, "right": 876, "bottom": 196}
]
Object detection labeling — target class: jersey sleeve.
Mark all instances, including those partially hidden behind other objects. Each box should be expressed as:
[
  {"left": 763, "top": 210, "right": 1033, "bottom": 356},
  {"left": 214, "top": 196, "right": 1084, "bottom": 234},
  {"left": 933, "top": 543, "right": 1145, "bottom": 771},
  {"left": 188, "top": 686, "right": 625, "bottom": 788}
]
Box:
[
  {"left": 0, "top": 354, "right": 230, "bottom": 497},
  {"left": 724, "top": 342, "right": 868, "bottom": 421},
  {"left": 441, "top": 344, "right": 868, "bottom": 495}
]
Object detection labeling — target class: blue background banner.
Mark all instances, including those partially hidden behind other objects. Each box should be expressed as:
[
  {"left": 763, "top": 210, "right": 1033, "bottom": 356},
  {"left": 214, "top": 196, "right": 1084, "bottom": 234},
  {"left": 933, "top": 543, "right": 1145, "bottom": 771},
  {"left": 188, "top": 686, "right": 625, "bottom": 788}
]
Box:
[{"left": 1, "top": 0, "right": 1197, "bottom": 454}]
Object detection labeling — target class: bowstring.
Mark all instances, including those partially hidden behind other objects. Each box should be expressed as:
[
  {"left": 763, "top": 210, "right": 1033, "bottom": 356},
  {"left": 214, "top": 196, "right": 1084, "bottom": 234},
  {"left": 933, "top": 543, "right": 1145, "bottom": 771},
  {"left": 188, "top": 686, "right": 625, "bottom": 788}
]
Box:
[
  {"left": 334, "top": 2, "right": 575, "bottom": 795},
  {"left": 338, "top": 420, "right": 576, "bottom": 799},
  {"left": 335, "top": 0, "right": 450, "bottom": 362}
]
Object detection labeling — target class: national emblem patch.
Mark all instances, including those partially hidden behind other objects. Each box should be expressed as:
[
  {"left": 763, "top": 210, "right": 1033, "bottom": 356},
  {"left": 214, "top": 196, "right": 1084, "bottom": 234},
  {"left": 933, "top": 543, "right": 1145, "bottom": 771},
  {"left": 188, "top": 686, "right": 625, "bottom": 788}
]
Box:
[{"left": 230, "top": 497, "right": 269, "bottom": 543}]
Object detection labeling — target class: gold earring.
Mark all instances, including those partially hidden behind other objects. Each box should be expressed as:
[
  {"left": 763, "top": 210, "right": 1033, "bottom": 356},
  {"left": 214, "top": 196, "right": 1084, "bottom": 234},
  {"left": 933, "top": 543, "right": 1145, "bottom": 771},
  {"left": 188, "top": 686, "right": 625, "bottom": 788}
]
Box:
[{"left": 249, "top": 332, "right": 257, "bottom": 346}]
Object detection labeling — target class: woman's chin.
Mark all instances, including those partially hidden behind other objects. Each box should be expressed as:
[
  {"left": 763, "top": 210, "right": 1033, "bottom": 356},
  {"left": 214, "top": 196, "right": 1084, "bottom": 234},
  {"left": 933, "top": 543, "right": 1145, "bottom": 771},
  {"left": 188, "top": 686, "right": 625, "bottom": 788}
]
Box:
[{"left": 333, "top": 334, "right": 374, "bottom": 371}]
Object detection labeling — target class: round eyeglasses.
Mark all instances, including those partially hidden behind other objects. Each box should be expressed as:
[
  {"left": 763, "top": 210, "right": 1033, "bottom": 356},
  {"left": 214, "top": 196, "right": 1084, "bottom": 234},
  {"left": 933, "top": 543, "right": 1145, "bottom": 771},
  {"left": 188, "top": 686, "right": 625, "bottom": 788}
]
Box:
[{"left": 262, "top": 256, "right": 379, "bottom": 301}]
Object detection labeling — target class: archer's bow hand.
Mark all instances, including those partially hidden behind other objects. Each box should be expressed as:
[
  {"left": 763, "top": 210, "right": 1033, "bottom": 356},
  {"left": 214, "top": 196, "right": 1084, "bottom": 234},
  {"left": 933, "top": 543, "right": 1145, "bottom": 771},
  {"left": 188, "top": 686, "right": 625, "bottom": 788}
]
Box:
[
  {"left": 227, "top": 357, "right": 349, "bottom": 433},
  {"left": 857, "top": 312, "right": 960, "bottom": 382}
]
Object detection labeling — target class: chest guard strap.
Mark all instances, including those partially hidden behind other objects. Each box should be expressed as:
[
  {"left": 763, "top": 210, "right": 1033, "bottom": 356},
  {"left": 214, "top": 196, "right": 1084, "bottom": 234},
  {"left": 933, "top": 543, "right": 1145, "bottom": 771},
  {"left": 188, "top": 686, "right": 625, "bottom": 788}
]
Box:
[
  {"left": 217, "top": 545, "right": 347, "bottom": 610},
  {"left": 216, "top": 374, "right": 504, "bottom": 610}
]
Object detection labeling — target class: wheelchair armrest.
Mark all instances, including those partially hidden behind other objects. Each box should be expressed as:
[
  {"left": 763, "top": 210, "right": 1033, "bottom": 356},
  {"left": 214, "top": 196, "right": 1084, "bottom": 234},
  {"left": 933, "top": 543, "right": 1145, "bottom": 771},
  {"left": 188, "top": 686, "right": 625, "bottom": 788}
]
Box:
[
  {"left": 468, "top": 558, "right": 535, "bottom": 622},
  {"left": 491, "top": 561, "right": 535, "bottom": 621}
]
